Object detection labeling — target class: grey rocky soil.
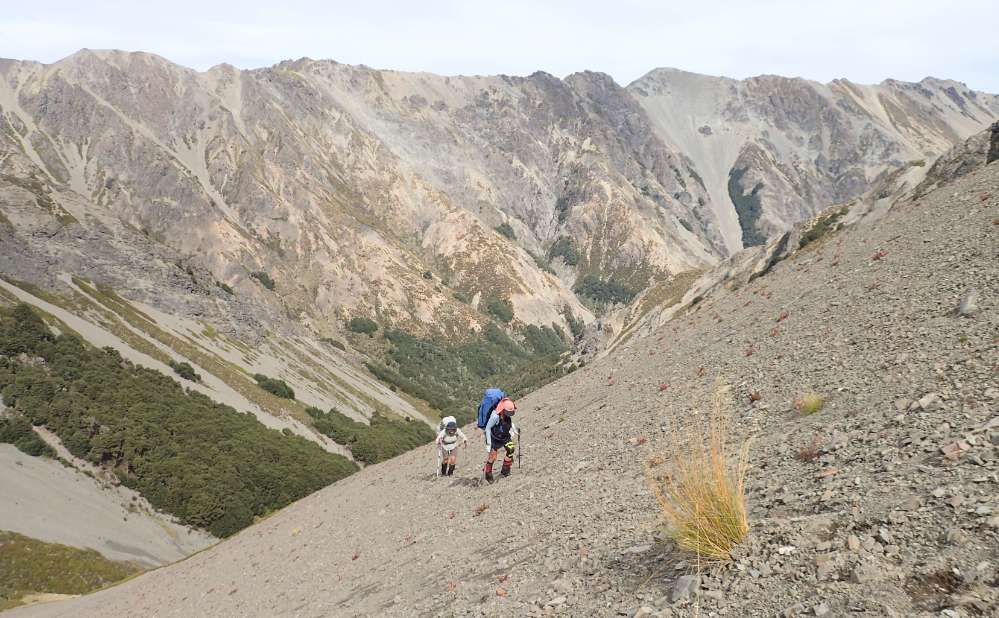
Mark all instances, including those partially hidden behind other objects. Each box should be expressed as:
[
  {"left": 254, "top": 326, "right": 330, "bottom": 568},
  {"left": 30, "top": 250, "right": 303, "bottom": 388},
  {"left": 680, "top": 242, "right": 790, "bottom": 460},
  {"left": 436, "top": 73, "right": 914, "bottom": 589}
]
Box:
[{"left": 9, "top": 146, "right": 997, "bottom": 617}]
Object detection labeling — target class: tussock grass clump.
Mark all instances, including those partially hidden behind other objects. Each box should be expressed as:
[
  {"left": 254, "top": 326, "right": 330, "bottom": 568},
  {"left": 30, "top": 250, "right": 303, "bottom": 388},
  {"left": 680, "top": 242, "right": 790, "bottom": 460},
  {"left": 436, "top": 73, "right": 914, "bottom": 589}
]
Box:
[
  {"left": 795, "top": 392, "right": 825, "bottom": 416},
  {"left": 645, "top": 384, "right": 750, "bottom": 561}
]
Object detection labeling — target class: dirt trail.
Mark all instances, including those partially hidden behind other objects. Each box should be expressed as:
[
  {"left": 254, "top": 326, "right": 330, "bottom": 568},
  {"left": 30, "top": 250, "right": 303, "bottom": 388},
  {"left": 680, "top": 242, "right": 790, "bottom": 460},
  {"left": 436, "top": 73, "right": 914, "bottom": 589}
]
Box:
[{"left": 7, "top": 163, "right": 998, "bottom": 617}]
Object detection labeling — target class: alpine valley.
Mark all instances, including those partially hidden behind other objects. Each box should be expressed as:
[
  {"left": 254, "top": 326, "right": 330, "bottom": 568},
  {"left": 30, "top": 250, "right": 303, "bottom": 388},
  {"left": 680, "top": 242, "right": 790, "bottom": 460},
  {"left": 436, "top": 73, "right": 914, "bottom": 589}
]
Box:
[{"left": 1, "top": 49, "right": 997, "bottom": 612}]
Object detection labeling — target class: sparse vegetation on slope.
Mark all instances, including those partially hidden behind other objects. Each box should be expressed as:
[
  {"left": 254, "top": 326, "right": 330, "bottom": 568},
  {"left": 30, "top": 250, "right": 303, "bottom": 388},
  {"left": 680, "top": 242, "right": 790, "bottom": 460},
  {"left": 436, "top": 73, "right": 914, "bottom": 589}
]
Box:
[
  {"left": 249, "top": 271, "right": 275, "bottom": 291},
  {"left": 69, "top": 277, "right": 315, "bottom": 426},
  {"left": 0, "top": 304, "right": 357, "bottom": 537},
  {"left": 0, "top": 530, "right": 142, "bottom": 611},
  {"left": 799, "top": 206, "right": 849, "bottom": 250}
]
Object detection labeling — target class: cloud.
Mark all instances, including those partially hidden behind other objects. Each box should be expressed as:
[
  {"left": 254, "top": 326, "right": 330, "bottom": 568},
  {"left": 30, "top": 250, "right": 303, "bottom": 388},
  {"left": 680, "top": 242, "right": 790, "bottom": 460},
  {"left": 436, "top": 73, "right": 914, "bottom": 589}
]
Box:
[{"left": 1, "top": 0, "right": 997, "bottom": 91}]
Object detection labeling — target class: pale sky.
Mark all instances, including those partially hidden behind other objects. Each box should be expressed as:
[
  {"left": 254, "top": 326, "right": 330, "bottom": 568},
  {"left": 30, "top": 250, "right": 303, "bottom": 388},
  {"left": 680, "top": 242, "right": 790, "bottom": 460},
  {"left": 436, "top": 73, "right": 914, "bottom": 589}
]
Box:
[{"left": 2, "top": 0, "right": 997, "bottom": 91}]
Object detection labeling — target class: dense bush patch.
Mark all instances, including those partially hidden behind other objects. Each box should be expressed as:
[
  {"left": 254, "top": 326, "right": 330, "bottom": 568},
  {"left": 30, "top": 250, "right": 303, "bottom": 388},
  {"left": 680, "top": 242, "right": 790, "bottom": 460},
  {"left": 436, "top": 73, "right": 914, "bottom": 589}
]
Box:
[
  {"left": 366, "top": 323, "right": 568, "bottom": 425},
  {"left": 348, "top": 316, "right": 379, "bottom": 336},
  {"left": 485, "top": 298, "right": 514, "bottom": 323},
  {"left": 547, "top": 237, "right": 580, "bottom": 266},
  {"left": 0, "top": 414, "right": 53, "bottom": 457},
  {"left": 307, "top": 407, "right": 434, "bottom": 464},
  {"left": 574, "top": 274, "right": 638, "bottom": 306},
  {"left": 0, "top": 304, "right": 356, "bottom": 537},
  {"left": 253, "top": 373, "right": 295, "bottom": 400},
  {"left": 169, "top": 360, "right": 201, "bottom": 382}
]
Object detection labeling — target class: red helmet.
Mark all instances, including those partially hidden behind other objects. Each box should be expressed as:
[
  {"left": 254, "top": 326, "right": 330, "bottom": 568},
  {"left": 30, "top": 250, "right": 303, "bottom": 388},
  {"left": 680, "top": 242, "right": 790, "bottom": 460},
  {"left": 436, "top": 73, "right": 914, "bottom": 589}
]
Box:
[{"left": 497, "top": 398, "right": 516, "bottom": 415}]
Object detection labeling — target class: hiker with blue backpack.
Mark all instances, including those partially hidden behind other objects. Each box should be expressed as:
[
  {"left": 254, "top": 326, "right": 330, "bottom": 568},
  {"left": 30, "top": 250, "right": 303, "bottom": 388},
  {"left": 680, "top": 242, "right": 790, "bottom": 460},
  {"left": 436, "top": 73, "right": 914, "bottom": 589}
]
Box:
[{"left": 476, "top": 388, "right": 520, "bottom": 483}]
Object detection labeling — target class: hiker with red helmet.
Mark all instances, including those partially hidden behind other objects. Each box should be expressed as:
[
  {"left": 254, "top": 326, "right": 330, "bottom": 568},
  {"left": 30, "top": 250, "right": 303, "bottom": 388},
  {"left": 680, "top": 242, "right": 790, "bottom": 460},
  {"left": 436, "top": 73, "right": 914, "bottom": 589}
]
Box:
[{"left": 482, "top": 397, "right": 519, "bottom": 483}]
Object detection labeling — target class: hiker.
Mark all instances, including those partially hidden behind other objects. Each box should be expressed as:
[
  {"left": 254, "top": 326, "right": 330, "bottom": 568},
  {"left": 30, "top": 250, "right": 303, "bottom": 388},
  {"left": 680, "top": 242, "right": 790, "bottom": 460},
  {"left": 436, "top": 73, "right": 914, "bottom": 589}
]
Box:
[
  {"left": 475, "top": 387, "right": 506, "bottom": 434},
  {"left": 482, "top": 397, "right": 519, "bottom": 483},
  {"left": 435, "top": 416, "right": 467, "bottom": 477}
]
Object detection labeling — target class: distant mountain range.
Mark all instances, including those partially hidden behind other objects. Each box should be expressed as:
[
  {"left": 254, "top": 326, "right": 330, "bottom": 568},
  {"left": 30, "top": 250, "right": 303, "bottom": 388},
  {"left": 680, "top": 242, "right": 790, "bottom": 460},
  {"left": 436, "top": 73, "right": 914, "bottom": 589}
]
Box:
[{"left": 1, "top": 50, "right": 995, "bottom": 340}]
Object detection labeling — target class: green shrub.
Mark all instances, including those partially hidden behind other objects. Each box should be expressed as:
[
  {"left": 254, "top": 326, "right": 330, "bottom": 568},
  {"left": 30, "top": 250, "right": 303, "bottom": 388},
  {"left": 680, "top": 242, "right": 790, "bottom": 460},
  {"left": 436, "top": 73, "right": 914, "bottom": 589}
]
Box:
[
  {"left": 548, "top": 237, "right": 580, "bottom": 266},
  {"left": 169, "top": 360, "right": 201, "bottom": 382},
  {"left": 562, "top": 305, "right": 585, "bottom": 341},
  {"left": 452, "top": 291, "right": 471, "bottom": 304},
  {"left": 249, "top": 271, "right": 275, "bottom": 290},
  {"left": 0, "top": 414, "right": 53, "bottom": 458},
  {"left": 253, "top": 373, "right": 295, "bottom": 400},
  {"left": 217, "top": 282, "right": 234, "bottom": 295},
  {"left": 574, "top": 274, "right": 637, "bottom": 306},
  {"left": 0, "top": 304, "right": 356, "bottom": 537},
  {"left": 422, "top": 270, "right": 434, "bottom": 280},
  {"left": 348, "top": 316, "right": 378, "bottom": 336},
  {"left": 485, "top": 298, "right": 514, "bottom": 323},
  {"left": 523, "top": 324, "right": 567, "bottom": 356},
  {"left": 495, "top": 222, "right": 516, "bottom": 240}
]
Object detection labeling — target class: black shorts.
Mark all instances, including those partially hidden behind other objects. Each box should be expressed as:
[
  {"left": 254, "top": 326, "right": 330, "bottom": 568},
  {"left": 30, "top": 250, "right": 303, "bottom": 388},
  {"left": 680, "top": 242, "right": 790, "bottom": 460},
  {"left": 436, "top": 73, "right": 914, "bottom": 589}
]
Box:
[{"left": 489, "top": 441, "right": 514, "bottom": 455}]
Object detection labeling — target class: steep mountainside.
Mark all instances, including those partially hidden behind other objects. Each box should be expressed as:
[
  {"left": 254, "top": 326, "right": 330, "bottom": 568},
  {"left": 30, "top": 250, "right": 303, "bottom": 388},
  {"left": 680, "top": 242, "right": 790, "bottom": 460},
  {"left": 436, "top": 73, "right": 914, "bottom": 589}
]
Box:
[
  {"left": 10, "top": 139, "right": 997, "bottom": 618},
  {"left": 630, "top": 69, "right": 999, "bottom": 249}
]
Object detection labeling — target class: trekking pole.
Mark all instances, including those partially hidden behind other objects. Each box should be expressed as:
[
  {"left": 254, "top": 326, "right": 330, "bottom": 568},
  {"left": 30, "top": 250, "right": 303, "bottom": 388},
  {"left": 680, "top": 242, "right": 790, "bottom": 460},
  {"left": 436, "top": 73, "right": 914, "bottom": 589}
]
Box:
[{"left": 518, "top": 429, "right": 523, "bottom": 469}]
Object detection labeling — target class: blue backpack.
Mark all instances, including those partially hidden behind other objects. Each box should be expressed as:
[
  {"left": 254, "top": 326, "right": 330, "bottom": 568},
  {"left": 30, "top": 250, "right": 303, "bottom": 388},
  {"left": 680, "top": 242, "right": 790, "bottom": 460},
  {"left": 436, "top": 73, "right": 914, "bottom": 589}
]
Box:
[{"left": 476, "top": 388, "right": 506, "bottom": 429}]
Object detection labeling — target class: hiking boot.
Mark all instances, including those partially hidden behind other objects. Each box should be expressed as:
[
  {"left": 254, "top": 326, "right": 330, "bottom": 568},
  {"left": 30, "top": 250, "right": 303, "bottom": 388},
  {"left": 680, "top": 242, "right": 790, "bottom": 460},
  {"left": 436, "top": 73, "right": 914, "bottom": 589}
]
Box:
[
  {"left": 446, "top": 464, "right": 455, "bottom": 476},
  {"left": 500, "top": 464, "right": 511, "bottom": 477},
  {"left": 484, "top": 472, "right": 494, "bottom": 483},
  {"left": 440, "top": 462, "right": 448, "bottom": 477}
]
